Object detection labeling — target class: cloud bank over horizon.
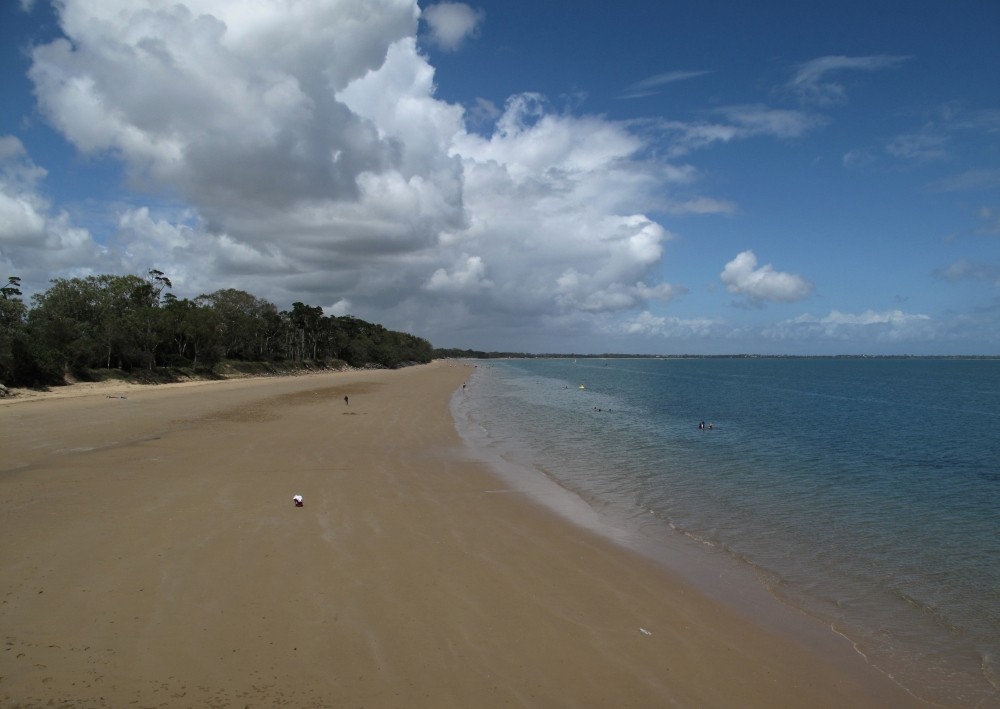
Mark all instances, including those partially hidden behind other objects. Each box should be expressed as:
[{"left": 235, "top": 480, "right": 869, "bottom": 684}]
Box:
[
  {"left": 13, "top": 1, "right": 684, "bottom": 343},
  {"left": 2, "top": 0, "right": 997, "bottom": 354}
]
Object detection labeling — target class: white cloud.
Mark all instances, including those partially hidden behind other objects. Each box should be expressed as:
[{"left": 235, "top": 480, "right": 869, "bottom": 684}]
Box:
[
  {"left": 425, "top": 254, "right": 493, "bottom": 293},
  {"left": 465, "top": 97, "right": 501, "bottom": 127},
  {"left": 976, "top": 207, "right": 1000, "bottom": 236},
  {"left": 0, "top": 135, "right": 108, "bottom": 286},
  {"left": 421, "top": 2, "right": 483, "bottom": 51},
  {"left": 444, "top": 95, "right": 683, "bottom": 320},
  {"left": 886, "top": 131, "right": 950, "bottom": 161},
  {"left": 819, "top": 309, "right": 927, "bottom": 326},
  {"left": 15, "top": 1, "right": 691, "bottom": 336},
  {"left": 619, "top": 70, "right": 713, "bottom": 99},
  {"left": 716, "top": 104, "right": 821, "bottom": 139},
  {"left": 851, "top": 105, "right": 1000, "bottom": 173},
  {"left": 662, "top": 197, "right": 737, "bottom": 215},
  {"left": 767, "top": 309, "right": 933, "bottom": 343},
  {"left": 0, "top": 136, "right": 46, "bottom": 190},
  {"left": 721, "top": 250, "right": 813, "bottom": 305},
  {"left": 927, "top": 169, "right": 1000, "bottom": 193},
  {"left": 786, "top": 54, "right": 910, "bottom": 105},
  {"left": 109, "top": 205, "right": 271, "bottom": 298},
  {"left": 618, "top": 310, "right": 722, "bottom": 338},
  {"left": 660, "top": 105, "right": 823, "bottom": 157},
  {"left": 936, "top": 259, "right": 1000, "bottom": 287},
  {"left": 325, "top": 298, "right": 353, "bottom": 317},
  {"left": 842, "top": 148, "right": 875, "bottom": 168},
  {"left": 29, "top": 0, "right": 419, "bottom": 200}
]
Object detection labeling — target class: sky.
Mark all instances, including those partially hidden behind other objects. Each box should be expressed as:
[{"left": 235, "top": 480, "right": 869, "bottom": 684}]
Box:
[{"left": 1, "top": 1, "right": 998, "bottom": 355}]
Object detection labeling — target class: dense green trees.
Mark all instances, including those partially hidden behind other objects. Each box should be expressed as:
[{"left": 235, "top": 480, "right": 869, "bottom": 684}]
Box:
[{"left": 0, "top": 271, "right": 433, "bottom": 388}]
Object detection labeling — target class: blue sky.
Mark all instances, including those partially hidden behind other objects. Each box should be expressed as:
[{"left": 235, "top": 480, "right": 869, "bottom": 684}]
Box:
[{"left": 1, "top": 0, "right": 998, "bottom": 355}]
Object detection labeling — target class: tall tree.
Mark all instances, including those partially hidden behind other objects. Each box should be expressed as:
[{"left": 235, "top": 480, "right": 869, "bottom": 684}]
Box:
[
  {"left": 290, "top": 302, "right": 324, "bottom": 361},
  {"left": 0, "top": 277, "right": 27, "bottom": 383},
  {"left": 196, "top": 289, "right": 278, "bottom": 360}
]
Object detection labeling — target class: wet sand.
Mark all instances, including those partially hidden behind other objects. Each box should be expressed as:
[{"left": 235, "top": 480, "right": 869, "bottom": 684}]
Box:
[{"left": 0, "top": 362, "right": 925, "bottom": 707}]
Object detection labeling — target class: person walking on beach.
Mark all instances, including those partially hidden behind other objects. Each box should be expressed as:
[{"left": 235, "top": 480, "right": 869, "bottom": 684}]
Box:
[{"left": 344, "top": 395, "right": 349, "bottom": 406}]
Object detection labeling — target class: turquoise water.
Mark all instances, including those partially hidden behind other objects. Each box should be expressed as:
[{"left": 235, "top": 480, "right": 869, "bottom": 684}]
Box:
[{"left": 452, "top": 358, "right": 1000, "bottom": 706}]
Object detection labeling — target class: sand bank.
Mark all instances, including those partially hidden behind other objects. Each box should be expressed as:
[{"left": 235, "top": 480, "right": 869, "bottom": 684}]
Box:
[{"left": 0, "top": 362, "right": 925, "bottom": 707}]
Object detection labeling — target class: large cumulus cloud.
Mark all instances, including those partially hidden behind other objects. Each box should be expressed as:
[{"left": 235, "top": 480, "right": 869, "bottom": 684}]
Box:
[{"left": 20, "top": 0, "right": 683, "bottom": 346}]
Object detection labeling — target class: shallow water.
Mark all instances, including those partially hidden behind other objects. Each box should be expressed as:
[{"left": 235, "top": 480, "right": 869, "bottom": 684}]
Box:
[{"left": 452, "top": 358, "right": 1000, "bottom": 707}]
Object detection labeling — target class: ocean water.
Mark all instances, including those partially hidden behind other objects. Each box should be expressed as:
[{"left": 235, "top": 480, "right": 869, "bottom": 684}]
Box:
[{"left": 451, "top": 358, "right": 1000, "bottom": 706}]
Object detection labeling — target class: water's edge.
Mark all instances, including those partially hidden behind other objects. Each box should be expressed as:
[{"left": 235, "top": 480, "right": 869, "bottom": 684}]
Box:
[
  {"left": 449, "top": 361, "right": 999, "bottom": 708},
  {"left": 448, "top": 380, "right": 931, "bottom": 706}
]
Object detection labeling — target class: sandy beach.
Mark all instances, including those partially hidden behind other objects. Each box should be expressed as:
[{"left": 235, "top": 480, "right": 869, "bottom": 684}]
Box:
[{"left": 0, "top": 362, "right": 925, "bottom": 707}]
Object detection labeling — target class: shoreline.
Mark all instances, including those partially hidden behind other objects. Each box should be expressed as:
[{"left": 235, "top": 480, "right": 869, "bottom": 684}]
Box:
[
  {"left": 1, "top": 361, "right": 927, "bottom": 706},
  {"left": 454, "top": 360, "right": 1000, "bottom": 708},
  {"left": 451, "top": 365, "right": 946, "bottom": 704}
]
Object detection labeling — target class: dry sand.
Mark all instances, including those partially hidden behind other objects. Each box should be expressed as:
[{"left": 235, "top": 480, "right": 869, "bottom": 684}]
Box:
[{"left": 0, "top": 362, "right": 926, "bottom": 707}]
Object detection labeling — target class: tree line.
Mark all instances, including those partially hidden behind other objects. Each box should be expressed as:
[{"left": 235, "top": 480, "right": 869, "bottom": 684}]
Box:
[{"left": 0, "top": 271, "right": 434, "bottom": 388}]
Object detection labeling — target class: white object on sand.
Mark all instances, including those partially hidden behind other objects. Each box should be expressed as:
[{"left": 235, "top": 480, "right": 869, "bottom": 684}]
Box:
[{"left": 293, "top": 494, "right": 303, "bottom": 506}]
